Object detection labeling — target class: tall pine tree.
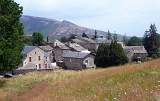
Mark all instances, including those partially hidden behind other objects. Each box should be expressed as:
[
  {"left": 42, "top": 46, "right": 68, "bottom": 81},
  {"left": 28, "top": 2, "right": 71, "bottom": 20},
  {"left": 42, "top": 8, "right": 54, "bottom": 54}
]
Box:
[
  {"left": 143, "top": 24, "right": 160, "bottom": 58},
  {"left": 0, "top": 0, "right": 24, "bottom": 72},
  {"left": 107, "top": 30, "right": 112, "bottom": 40}
]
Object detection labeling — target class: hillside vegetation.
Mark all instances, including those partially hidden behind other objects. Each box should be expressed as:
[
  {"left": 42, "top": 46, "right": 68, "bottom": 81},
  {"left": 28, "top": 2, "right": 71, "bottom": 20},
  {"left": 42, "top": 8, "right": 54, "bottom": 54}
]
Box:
[{"left": 0, "top": 59, "right": 160, "bottom": 101}]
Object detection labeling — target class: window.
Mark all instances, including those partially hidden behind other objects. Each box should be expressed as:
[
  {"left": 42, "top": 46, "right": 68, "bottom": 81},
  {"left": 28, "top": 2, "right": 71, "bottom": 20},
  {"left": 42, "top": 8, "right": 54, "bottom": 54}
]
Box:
[
  {"left": 45, "top": 64, "right": 47, "bottom": 68},
  {"left": 29, "top": 57, "right": 32, "bottom": 62},
  {"left": 35, "top": 52, "right": 36, "bottom": 54},
  {"left": 38, "top": 56, "right": 41, "bottom": 61},
  {"left": 39, "top": 64, "right": 41, "bottom": 69},
  {"left": 85, "top": 60, "right": 88, "bottom": 64}
]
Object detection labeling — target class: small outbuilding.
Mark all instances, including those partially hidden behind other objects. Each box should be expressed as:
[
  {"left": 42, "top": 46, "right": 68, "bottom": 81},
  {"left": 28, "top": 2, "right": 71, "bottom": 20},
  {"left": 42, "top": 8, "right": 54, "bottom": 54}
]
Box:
[
  {"left": 124, "top": 46, "right": 148, "bottom": 62},
  {"left": 63, "top": 51, "right": 95, "bottom": 70}
]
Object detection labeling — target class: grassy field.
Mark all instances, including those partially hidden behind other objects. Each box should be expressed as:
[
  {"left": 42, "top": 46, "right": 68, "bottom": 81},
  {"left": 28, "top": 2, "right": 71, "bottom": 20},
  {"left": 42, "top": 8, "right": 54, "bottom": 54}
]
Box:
[{"left": 0, "top": 59, "right": 160, "bottom": 101}]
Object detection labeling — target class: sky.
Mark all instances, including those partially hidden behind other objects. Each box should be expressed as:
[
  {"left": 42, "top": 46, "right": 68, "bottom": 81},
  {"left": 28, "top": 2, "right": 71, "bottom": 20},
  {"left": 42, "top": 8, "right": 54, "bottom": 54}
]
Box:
[{"left": 15, "top": 0, "right": 160, "bottom": 37}]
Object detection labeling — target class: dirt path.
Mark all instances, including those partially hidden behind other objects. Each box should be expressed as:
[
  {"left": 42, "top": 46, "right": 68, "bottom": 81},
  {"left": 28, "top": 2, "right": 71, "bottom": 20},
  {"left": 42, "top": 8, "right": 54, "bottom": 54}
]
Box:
[{"left": 13, "top": 82, "right": 49, "bottom": 101}]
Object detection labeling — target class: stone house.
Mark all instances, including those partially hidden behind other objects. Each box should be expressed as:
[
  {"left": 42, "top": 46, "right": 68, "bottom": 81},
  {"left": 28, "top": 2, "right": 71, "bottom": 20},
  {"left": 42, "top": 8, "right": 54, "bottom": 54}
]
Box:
[
  {"left": 63, "top": 51, "right": 95, "bottom": 70},
  {"left": 124, "top": 46, "right": 148, "bottom": 62},
  {"left": 19, "top": 46, "right": 54, "bottom": 70},
  {"left": 53, "top": 40, "right": 70, "bottom": 62},
  {"left": 38, "top": 45, "right": 55, "bottom": 66}
]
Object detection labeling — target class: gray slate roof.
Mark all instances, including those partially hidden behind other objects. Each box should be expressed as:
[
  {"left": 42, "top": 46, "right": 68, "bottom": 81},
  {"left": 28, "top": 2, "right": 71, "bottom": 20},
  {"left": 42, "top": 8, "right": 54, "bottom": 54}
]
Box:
[
  {"left": 73, "top": 37, "right": 96, "bottom": 43},
  {"left": 124, "top": 46, "right": 147, "bottom": 54},
  {"left": 66, "top": 43, "right": 88, "bottom": 52},
  {"left": 39, "top": 45, "right": 53, "bottom": 52},
  {"left": 63, "top": 51, "right": 90, "bottom": 59},
  {"left": 22, "top": 46, "right": 37, "bottom": 54},
  {"left": 54, "top": 40, "right": 70, "bottom": 50}
]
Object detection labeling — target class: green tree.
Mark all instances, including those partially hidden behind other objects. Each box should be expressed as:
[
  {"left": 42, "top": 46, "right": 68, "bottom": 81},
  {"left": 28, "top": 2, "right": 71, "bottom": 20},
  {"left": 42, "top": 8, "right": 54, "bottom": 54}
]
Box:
[
  {"left": 110, "top": 41, "right": 128, "bottom": 66},
  {"left": 143, "top": 24, "right": 160, "bottom": 58},
  {"left": 95, "top": 41, "right": 128, "bottom": 67},
  {"left": 127, "top": 36, "right": 142, "bottom": 46},
  {"left": 0, "top": 0, "right": 24, "bottom": 72},
  {"left": 82, "top": 32, "right": 89, "bottom": 38},
  {"left": 107, "top": 30, "right": 112, "bottom": 40},
  {"left": 113, "top": 34, "right": 118, "bottom": 41},
  {"left": 94, "top": 44, "right": 110, "bottom": 67},
  {"left": 94, "top": 30, "right": 97, "bottom": 39},
  {"left": 123, "top": 34, "right": 128, "bottom": 45},
  {"left": 32, "top": 32, "right": 44, "bottom": 46}
]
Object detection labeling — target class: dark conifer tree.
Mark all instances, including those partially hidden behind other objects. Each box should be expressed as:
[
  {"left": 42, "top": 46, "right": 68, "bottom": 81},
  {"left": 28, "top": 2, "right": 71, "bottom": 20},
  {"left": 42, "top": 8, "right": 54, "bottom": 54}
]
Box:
[
  {"left": 143, "top": 24, "right": 160, "bottom": 58},
  {"left": 94, "top": 44, "right": 110, "bottom": 67},
  {"left": 109, "top": 41, "right": 128, "bottom": 66},
  {"left": 107, "top": 30, "right": 112, "bottom": 40},
  {"left": 94, "top": 30, "right": 97, "bottom": 39}
]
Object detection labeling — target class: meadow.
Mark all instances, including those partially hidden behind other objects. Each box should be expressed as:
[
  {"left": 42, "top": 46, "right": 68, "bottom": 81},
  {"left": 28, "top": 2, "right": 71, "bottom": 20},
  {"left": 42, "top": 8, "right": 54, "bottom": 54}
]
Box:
[{"left": 0, "top": 59, "right": 160, "bottom": 101}]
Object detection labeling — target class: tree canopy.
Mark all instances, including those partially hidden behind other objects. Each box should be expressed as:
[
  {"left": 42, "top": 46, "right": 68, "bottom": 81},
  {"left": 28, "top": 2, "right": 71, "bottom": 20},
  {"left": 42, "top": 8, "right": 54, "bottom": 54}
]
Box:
[
  {"left": 95, "top": 41, "right": 128, "bottom": 67},
  {"left": 0, "top": 0, "right": 24, "bottom": 72},
  {"left": 143, "top": 24, "right": 160, "bottom": 58},
  {"left": 94, "top": 44, "right": 110, "bottom": 67},
  {"left": 127, "top": 36, "right": 142, "bottom": 46},
  {"left": 123, "top": 34, "right": 128, "bottom": 45},
  {"left": 109, "top": 41, "right": 128, "bottom": 66},
  {"left": 32, "top": 32, "right": 44, "bottom": 46}
]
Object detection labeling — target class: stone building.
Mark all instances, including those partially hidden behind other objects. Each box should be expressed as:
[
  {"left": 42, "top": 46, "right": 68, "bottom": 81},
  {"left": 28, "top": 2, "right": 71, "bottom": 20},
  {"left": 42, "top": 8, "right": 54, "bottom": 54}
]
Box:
[
  {"left": 124, "top": 46, "right": 148, "bottom": 62},
  {"left": 63, "top": 51, "right": 95, "bottom": 70},
  {"left": 19, "top": 46, "right": 55, "bottom": 70}
]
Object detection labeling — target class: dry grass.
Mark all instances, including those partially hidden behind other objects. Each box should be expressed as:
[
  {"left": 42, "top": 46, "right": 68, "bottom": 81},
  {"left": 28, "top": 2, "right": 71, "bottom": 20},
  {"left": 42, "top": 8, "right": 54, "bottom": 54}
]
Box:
[{"left": 0, "top": 59, "right": 160, "bottom": 101}]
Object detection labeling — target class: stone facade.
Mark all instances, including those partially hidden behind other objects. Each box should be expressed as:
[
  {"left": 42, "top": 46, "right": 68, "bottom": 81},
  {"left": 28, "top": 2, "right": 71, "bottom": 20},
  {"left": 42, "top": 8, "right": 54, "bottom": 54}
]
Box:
[
  {"left": 63, "top": 51, "right": 95, "bottom": 70},
  {"left": 21, "top": 46, "right": 54, "bottom": 70},
  {"left": 124, "top": 46, "right": 148, "bottom": 62},
  {"left": 54, "top": 47, "right": 70, "bottom": 62}
]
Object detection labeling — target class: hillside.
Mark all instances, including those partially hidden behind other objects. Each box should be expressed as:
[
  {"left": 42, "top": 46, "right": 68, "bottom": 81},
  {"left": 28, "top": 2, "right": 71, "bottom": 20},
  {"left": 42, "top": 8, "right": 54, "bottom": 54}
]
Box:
[
  {"left": 21, "top": 15, "right": 106, "bottom": 38},
  {"left": 21, "top": 15, "right": 125, "bottom": 40},
  {"left": 0, "top": 59, "right": 160, "bottom": 101}
]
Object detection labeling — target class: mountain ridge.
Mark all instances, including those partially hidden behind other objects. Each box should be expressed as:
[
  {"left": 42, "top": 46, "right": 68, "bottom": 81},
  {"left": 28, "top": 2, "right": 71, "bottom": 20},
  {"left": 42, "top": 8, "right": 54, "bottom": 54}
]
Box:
[{"left": 21, "top": 15, "right": 124, "bottom": 40}]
